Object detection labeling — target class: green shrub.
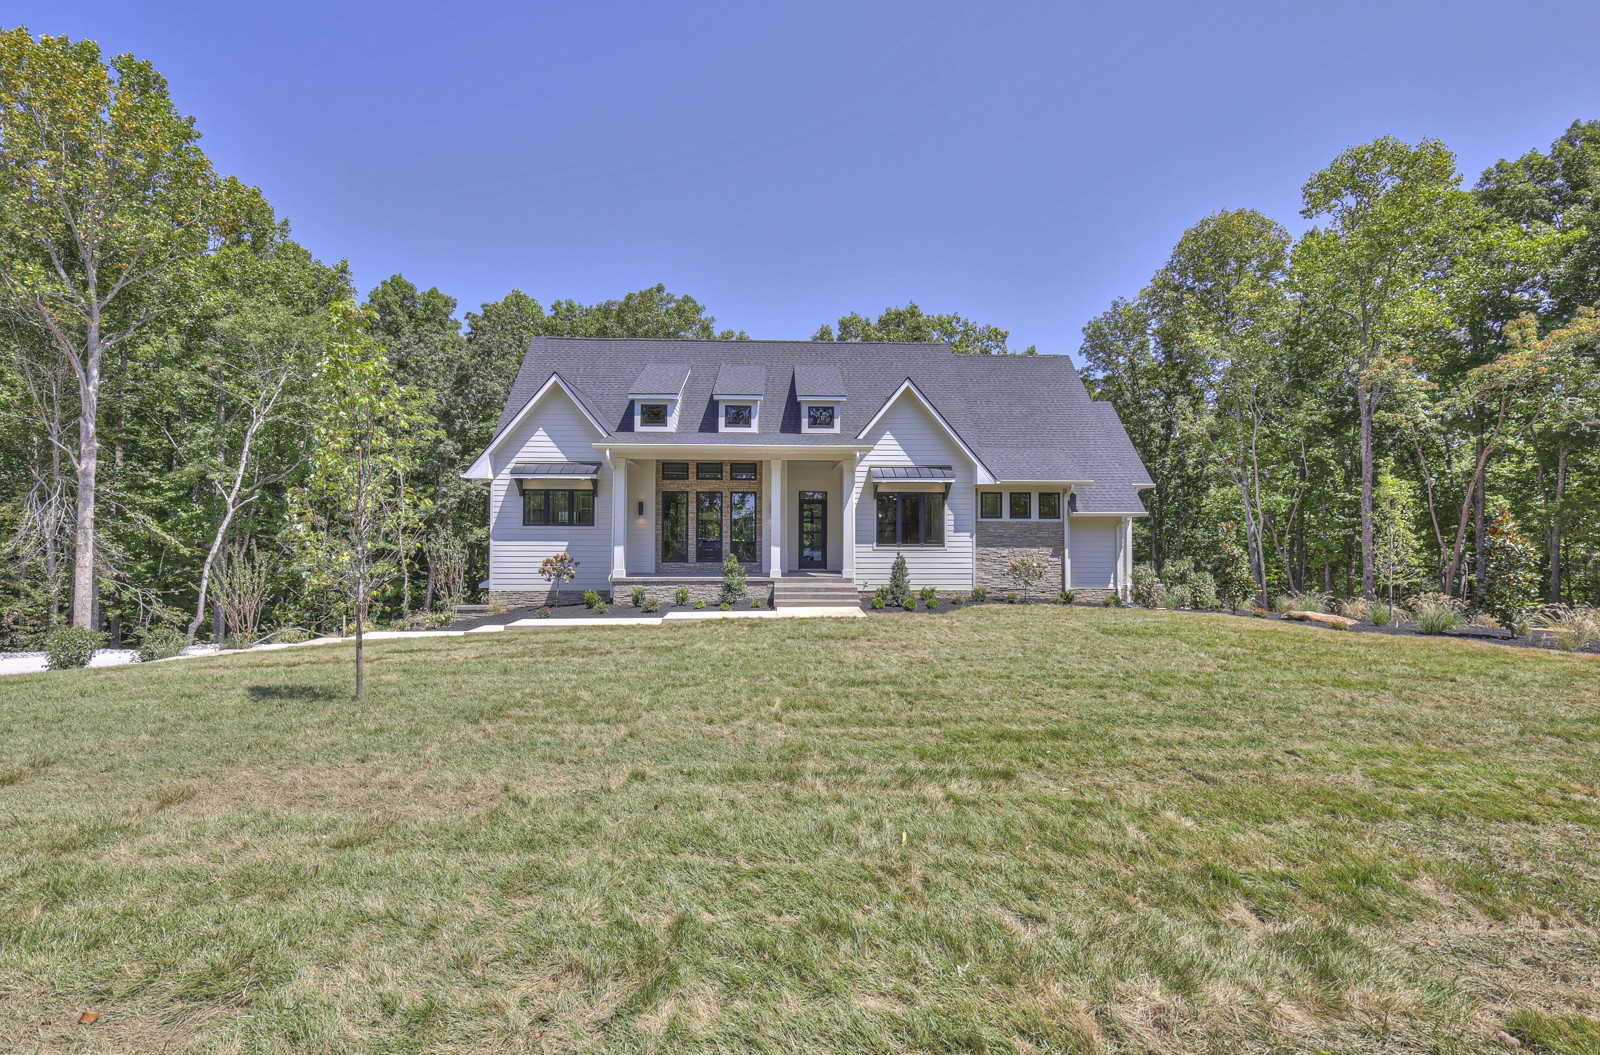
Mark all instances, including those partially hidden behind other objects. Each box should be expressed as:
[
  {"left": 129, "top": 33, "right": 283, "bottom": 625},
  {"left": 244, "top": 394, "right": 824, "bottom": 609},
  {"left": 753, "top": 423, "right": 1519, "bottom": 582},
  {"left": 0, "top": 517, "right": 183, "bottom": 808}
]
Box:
[
  {"left": 582, "top": 590, "right": 602, "bottom": 609},
  {"left": 926, "top": 598, "right": 940, "bottom": 609},
  {"left": 694, "top": 600, "right": 707, "bottom": 610},
  {"left": 1483, "top": 502, "right": 1540, "bottom": 635},
  {"left": 1103, "top": 594, "right": 1123, "bottom": 607},
  {"left": 1056, "top": 590, "right": 1075, "bottom": 605},
  {"left": 630, "top": 586, "right": 646, "bottom": 607},
  {"left": 871, "top": 595, "right": 886, "bottom": 610},
  {"left": 1215, "top": 521, "right": 1256, "bottom": 610},
  {"left": 674, "top": 586, "right": 690, "bottom": 607},
  {"left": 919, "top": 586, "right": 937, "bottom": 607},
  {"left": 1131, "top": 562, "right": 1164, "bottom": 608},
  {"left": 1005, "top": 556, "right": 1047, "bottom": 603},
  {"left": 273, "top": 627, "right": 311, "bottom": 644},
  {"left": 420, "top": 610, "right": 455, "bottom": 630},
  {"left": 718, "top": 602, "right": 732, "bottom": 611},
  {"left": 1005, "top": 593, "right": 1019, "bottom": 604},
  {"left": 45, "top": 626, "right": 104, "bottom": 670},
  {"left": 721, "top": 555, "right": 748, "bottom": 605},
  {"left": 534, "top": 606, "right": 552, "bottom": 619},
  {"left": 950, "top": 593, "right": 964, "bottom": 605},
  {"left": 591, "top": 600, "right": 610, "bottom": 615},
  {"left": 1187, "top": 572, "right": 1219, "bottom": 611},
  {"left": 750, "top": 598, "right": 764, "bottom": 609},
  {"left": 641, "top": 598, "right": 661, "bottom": 613},
  {"left": 970, "top": 587, "right": 988, "bottom": 603},
  {"left": 224, "top": 632, "right": 255, "bottom": 651},
  {"left": 887, "top": 553, "right": 912, "bottom": 607},
  {"left": 136, "top": 625, "right": 187, "bottom": 663},
  {"left": 901, "top": 597, "right": 917, "bottom": 612},
  {"left": 1410, "top": 593, "right": 1463, "bottom": 635},
  {"left": 1164, "top": 585, "right": 1191, "bottom": 610}
]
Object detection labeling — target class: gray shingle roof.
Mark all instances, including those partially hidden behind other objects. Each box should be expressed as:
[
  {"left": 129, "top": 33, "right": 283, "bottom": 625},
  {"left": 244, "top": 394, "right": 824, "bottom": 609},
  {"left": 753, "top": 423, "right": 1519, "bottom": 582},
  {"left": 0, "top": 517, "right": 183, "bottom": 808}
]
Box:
[
  {"left": 629, "top": 362, "right": 690, "bottom": 397},
  {"left": 712, "top": 363, "right": 766, "bottom": 398},
  {"left": 794, "top": 364, "right": 846, "bottom": 400},
  {"left": 493, "top": 338, "right": 1151, "bottom": 514}
]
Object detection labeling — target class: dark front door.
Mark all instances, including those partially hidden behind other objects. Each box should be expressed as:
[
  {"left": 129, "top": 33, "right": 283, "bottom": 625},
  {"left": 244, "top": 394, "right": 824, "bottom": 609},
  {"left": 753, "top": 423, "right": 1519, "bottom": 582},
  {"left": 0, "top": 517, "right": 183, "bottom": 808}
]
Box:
[{"left": 798, "top": 491, "right": 827, "bottom": 569}]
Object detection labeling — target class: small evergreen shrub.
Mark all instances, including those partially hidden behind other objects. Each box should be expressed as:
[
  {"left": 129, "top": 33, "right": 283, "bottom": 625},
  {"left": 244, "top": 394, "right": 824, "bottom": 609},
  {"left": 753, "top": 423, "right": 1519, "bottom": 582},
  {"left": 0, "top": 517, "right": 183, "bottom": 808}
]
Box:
[
  {"left": 970, "top": 587, "right": 988, "bottom": 603},
  {"left": 630, "top": 586, "right": 646, "bottom": 607},
  {"left": 674, "top": 586, "right": 690, "bottom": 607},
  {"left": 1164, "top": 585, "right": 1191, "bottom": 610},
  {"left": 274, "top": 627, "right": 311, "bottom": 644},
  {"left": 919, "top": 586, "right": 937, "bottom": 607},
  {"left": 136, "top": 625, "right": 187, "bottom": 663},
  {"left": 1056, "top": 590, "right": 1075, "bottom": 605},
  {"left": 591, "top": 600, "right": 610, "bottom": 615},
  {"left": 582, "top": 590, "right": 602, "bottom": 609},
  {"left": 1103, "top": 594, "right": 1123, "bottom": 607},
  {"left": 421, "top": 610, "right": 454, "bottom": 630},
  {"left": 901, "top": 597, "right": 917, "bottom": 611},
  {"left": 887, "top": 553, "right": 912, "bottom": 607},
  {"left": 694, "top": 600, "right": 707, "bottom": 610},
  {"left": 950, "top": 593, "right": 964, "bottom": 605},
  {"left": 534, "top": 606, "right": 552, "bottom": 619},
  {"left": 1187, "top": 572, "right": 1220, "bottom": 611},
  {"left": 45, "top": 626, "right": 104, "bottom": 670},
  {"left": 871, "top": 595, "right": 887, "bottom": 610},
  {"left": 641, "top": 598, "right": 661, "bottom": 613},
  {"left": 1483, "top": 502, "right": 1540, "bottom": 635},
  {"left": 1131, "top": 562, "right": 1164, "bottom": 608},
  {"left": 750, "top": 598, "right": 764, "bottom": 609},
  {"left": 718, "top": 602, "right": 732, "bottom": 611},
  {"left": 1005, "top": 593, "right": 1019, "bottom": 604},
  {"left": 721, "top": 555, "right": 748, "bottom": 605}
]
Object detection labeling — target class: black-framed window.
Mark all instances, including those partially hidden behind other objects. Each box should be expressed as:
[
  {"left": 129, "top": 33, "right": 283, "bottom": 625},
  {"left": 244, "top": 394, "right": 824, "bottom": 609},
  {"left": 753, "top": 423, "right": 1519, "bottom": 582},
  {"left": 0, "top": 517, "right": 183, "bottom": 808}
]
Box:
[
  {"left": 730, "top": 462, "right": 757, "bottom": 481},
  {"left": 1009, "top": 492, "right": 1032, "bottom": 519},
  {"left": 980, "top": 492, "right": 1002, "bottom": 519},
  {"left": 1039, "top": 492, "right": 1061, "bottom": 519},
  {"left": 662, "top": 462, "right": 689, "bottom": 481},
  {"left": 724, "top": 404, "right": 753, "bottom": 428},
  {"left": 730, "top": 491, "right": 757, "bottom": 561},
  {"left": 696, "top": 492, "right": 723, "bottom": 561},
  {"left": 661, "top": 491, "right": 688, "bottom": 562},
  {"left": 807, "top": 405, "right": 836, "bottom": 429},
  {"left": 876, "top": 492, "right": 944, "bottom": 546},
  {"left": 639, "top": 402, "right": 669, "bottom": 427},
  {"left": 696, "top": 462, "right": 723, "bottom": 480},
  {"left": 522, "top": 488, "right": 595, "bottom": 527}
]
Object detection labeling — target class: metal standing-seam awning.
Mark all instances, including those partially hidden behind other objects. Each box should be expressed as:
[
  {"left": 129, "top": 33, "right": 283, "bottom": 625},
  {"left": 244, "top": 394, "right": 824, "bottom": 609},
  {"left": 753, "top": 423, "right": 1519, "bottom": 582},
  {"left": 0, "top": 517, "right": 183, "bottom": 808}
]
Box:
[
  {"left": 870, "top": 465, "right": 955, "bottom": 494},
  {"left": 508, "top": 462, "right": 601, "bottom": 489}
]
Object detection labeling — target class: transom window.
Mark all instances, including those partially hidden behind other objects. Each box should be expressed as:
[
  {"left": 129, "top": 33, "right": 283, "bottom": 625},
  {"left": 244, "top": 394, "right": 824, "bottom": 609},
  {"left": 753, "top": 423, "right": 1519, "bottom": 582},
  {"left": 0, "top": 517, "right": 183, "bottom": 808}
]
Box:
[
  {"left": 1039, "top": 492, "right": 1061, "bottom": 519},
  {"left": 522, "top": 488, "right": 595, "bottom": 527},
  {"left": 639, "top": 402, "right": 669, "bottom": 427},
  {"left": 980, "top": 492, "right": 1003, "bottom": 519},
  {"left": 876, "top": 492, "right": 945, "bottom": 547},
  {"left": 661, "top": 462, "right": 689, "bottom": 481},
  {"left": 696, "top": 462, "right": 723, "bottom": 480},
  {"left": 730, "top": 462, "right": 757, "bottom": 480},
  {"left": 1009, "top": 492, "right": 1032, "bottom": 519}
]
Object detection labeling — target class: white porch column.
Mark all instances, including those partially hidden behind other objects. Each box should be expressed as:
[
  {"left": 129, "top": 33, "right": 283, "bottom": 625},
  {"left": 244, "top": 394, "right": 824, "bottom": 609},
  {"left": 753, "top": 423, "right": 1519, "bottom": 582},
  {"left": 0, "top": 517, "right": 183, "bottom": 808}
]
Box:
[
  {"left": 610, "top": 457, "right": 628, "bottom": 580},
  {"left": 1119, "top": 515, "right": 1133, "bottom": 599},
  {"left": 1062, "top": 489, "right": 1072, "bottom": 591},
  {"left": 840, "top": 455, "right": 857, "bottom": 583},
  {"left": 767, "top": 459, "right": 783, "bottom": 577}
]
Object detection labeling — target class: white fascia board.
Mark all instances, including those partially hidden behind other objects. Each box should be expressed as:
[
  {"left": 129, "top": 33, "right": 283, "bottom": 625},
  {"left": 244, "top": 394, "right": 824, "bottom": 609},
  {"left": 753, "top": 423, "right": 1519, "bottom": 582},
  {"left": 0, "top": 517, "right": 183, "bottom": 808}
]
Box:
[
  {"left": 855, "top": 378, "right": 996, "bottom": 485},
  {"left": 462, "top": 373, "right": 608, "bottom": 479}
]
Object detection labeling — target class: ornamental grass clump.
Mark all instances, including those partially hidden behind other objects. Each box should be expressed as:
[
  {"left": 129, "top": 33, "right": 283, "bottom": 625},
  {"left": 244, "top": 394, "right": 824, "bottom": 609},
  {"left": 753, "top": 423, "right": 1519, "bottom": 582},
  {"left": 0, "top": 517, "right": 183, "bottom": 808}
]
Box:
[
  {"left": 1336, "top": 598, "right": 1372, "bottom": 622},
  {"left": 1274, "top": 590, "right": 1331, "bottom": 615},
  {"left": 1532, "top": 605, "right": 1600, "bottom": 651},
  {"left": 1410, "top": 593, "right": 1464, "bottom": 635}
]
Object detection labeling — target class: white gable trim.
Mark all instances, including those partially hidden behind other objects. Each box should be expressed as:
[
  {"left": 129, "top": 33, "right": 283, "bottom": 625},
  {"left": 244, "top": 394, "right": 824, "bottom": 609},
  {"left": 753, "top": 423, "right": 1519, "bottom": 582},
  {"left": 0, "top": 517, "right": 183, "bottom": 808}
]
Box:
[
  {"left": 463, "top": 372, "right": 608, "bottom": 479},
  {"left": 855, "top": 379, "right": 996, "bottom": 485}
]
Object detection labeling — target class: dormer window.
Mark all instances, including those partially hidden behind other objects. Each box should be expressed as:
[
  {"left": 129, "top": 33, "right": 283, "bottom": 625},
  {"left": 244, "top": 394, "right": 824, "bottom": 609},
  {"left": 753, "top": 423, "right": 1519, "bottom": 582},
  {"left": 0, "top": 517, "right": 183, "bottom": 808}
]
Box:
[
  {"left": 629, "top": 362, "right": 690, "bottom": 433},
  {"left": 639, "top": 403, "right": 669, "bottom": 428},
  {"left": 801, "top": 401, "right": 841, "bottom": 434}
]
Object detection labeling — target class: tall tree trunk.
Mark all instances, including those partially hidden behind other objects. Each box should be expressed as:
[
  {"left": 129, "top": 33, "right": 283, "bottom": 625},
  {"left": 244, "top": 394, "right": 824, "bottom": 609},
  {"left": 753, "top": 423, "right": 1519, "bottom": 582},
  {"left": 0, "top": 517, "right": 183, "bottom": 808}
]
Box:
[
  {"left": 1357, "top": 385, "right": 1376, "bottom": 600},
  {"left": 71, "top": 332, "right": 102, "bottom": 629},
  {"left": 1550, "top": 446, "right": 1567, "bottom": 603}
]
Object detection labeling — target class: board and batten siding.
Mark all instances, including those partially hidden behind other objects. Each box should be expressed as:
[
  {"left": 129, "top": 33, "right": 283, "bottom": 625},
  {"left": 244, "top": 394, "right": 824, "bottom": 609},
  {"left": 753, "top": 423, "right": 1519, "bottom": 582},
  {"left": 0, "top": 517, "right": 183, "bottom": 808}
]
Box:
[
  {"left": 1068, "top": 517, "right": 1119, "bottom": 590},
  {"left": 853, "top": 394, "right": 975, "bottom": 591},
  {"left": 487, "top": 386, "right": 612, "bottom": 593}
]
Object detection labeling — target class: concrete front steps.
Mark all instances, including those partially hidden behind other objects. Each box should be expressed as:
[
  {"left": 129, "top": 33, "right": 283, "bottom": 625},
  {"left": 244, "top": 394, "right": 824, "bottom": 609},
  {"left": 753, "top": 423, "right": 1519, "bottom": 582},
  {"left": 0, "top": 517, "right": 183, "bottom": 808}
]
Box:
[{"left": 772, "top": 577, "right": 862, "bottom": 609}]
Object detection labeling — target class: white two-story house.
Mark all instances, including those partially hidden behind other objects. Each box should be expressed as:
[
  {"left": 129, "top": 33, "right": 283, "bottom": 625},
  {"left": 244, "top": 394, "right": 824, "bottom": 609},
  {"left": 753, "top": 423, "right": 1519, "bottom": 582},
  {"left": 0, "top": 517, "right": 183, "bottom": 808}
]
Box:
[{"left": 464, "top": 337, "right": 1151, "bottom": 607}]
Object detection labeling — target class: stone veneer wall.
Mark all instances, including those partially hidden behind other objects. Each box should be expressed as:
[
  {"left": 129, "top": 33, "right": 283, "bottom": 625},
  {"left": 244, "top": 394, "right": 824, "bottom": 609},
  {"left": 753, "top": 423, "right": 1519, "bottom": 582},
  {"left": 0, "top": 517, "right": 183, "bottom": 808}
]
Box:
[
  {"left": 612, "top": 578, "right": 775, "bottom": 606},
  {"left": 975, "top": 519, "right": 1065, "bottom": 594}
]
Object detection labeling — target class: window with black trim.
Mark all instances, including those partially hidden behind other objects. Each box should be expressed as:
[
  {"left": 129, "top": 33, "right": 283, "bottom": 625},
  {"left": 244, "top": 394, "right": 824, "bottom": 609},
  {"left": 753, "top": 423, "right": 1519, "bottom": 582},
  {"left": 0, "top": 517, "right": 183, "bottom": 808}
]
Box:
[
  {"left": 980, "top": 492, "right": 1002, "bottom": 519},
  {"left": 724, "top": 404, "right": 753, "bottom": 428},
  {"left": 807, "top": 405, "right": 835, "bottom": 429},
  {"left": 730, "top": 492, "right": 757, "bottom": 561},
  {"left": 639, "top": 403, "right": 669, "bottom": 427},
  {"left": 1009, "top": 492, "right": 1032, "bottom": 519},
  {"left": 1039, "top": 492, "right": 1061, "bottom": 519},
  {"left": 696, "top": 462, "right": 723, "bottom": 480},
  {"left": 661, "top": 491, "right": 688, "bottom": 562},
  {"left": 522, "top": 488, "right": 595, "bottom": 527},
  {"left": 876, "top": 492, "right": 944, "bottom": 546},
  {"left": 730, "top": 462, "right": 757, "bottom": 481},
  {"left": 662, "top": 462, "right": 689, "bottom": 481},
  {"left": 696, "top": 492, "right": 723, "bottom": 561}
]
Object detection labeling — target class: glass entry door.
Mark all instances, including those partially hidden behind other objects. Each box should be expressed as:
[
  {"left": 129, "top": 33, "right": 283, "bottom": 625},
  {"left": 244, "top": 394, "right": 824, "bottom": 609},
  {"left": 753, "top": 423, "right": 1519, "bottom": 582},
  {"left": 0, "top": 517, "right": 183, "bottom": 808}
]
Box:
[{"left": 798, "top": 492, "right": 827, "bottom": 569}]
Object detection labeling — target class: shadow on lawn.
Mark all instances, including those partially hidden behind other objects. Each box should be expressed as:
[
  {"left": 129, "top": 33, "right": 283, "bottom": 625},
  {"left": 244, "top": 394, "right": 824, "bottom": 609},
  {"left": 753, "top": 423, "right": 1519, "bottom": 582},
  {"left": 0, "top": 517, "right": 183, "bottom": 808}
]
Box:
[{"left": 246, "top": 684, "right": 340, "bottom": 702}]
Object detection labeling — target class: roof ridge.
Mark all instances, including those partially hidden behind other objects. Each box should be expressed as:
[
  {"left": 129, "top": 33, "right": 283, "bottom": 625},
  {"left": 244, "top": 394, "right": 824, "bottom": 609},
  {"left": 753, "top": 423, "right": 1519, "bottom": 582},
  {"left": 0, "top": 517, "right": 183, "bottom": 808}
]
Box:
[{"left": 530, "top": 336, "right": 954, "bottom": 347}]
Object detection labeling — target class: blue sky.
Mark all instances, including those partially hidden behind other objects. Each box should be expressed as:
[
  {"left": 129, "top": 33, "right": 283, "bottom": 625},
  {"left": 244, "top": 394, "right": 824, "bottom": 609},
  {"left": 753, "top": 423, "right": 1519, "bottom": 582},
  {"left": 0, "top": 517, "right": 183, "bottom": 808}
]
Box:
[{"left": 10, "top": 1, "right": 1600, "bottom": 356}]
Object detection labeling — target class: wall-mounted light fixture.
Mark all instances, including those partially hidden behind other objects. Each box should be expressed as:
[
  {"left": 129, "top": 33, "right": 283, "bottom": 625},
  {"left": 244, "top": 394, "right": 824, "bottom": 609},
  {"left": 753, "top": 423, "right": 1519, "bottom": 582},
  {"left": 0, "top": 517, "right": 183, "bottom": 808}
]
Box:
[{"left": 637, "top": 500, "right": 645, "bottom": 517}]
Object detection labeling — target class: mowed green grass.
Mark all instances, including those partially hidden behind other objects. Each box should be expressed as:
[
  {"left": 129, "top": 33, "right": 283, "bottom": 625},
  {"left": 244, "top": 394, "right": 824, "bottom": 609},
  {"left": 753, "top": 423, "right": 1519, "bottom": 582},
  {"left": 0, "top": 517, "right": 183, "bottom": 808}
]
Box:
[{"left": 2, "top": 608, "right": 1598, "bottom": 1055}]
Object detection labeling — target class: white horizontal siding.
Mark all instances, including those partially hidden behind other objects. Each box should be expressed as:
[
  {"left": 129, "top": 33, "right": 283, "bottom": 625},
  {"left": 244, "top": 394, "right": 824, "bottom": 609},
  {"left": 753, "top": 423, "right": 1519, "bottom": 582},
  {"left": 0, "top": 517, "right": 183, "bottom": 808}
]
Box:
[
  {"left": 487, "top": 386, "right": 612, "bottom": 592},
  {"left": 854, "top": 395, "right": 974, "bottom": 591},
  {"left": 1069, "top": 517, "right": 1118, "bottom": 590}
]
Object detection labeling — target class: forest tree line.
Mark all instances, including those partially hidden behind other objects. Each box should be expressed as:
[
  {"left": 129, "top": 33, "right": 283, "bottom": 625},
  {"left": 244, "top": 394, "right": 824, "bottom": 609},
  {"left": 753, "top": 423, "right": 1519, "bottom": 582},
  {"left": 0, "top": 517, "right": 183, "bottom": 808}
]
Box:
[
  {"left": 1080, "top": 124, "right": 1600, "bottom": 611},
  {"left": 0, "top": 28, "right": 1037, "bottom": 650}
]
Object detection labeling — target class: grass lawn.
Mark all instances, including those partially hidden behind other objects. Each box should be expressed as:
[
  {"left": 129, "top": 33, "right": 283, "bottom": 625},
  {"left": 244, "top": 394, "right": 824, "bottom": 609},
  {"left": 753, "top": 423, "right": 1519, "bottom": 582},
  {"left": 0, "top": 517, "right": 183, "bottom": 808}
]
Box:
[{"left": 2, "top": 607, "right": 1598, "bottom": 1054}]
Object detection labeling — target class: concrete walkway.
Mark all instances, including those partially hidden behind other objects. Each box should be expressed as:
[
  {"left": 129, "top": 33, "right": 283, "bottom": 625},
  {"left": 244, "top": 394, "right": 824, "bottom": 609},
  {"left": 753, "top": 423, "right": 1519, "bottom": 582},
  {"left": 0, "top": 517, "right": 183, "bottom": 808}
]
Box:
[{"left": 0, "top": 605, "right": 867, "bottom": 676}]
